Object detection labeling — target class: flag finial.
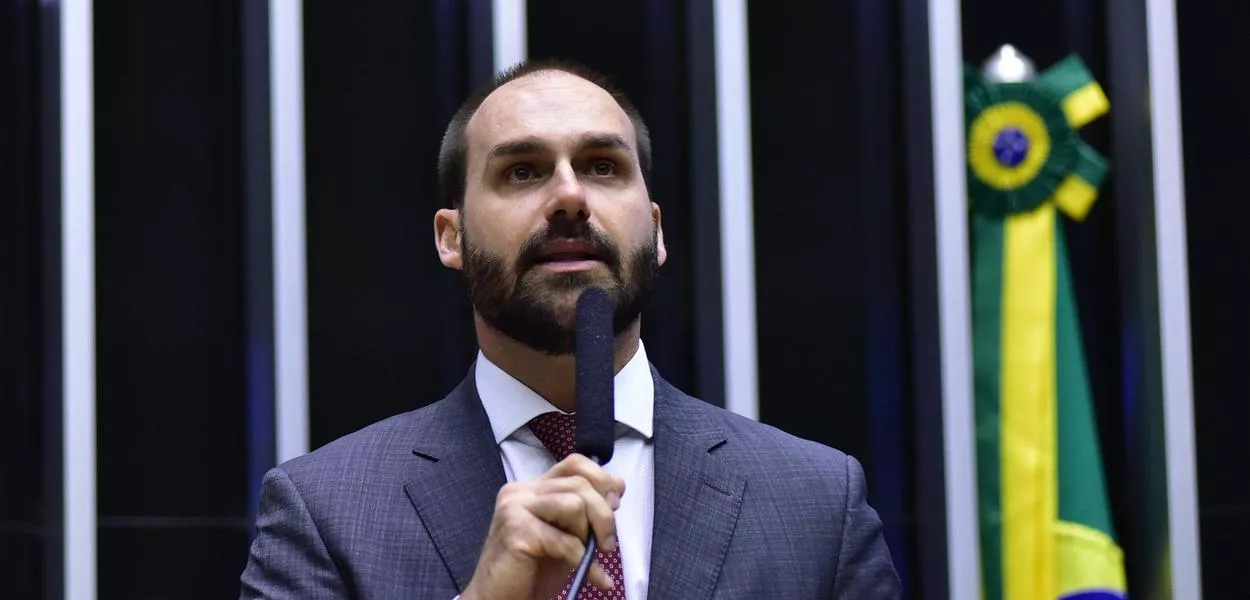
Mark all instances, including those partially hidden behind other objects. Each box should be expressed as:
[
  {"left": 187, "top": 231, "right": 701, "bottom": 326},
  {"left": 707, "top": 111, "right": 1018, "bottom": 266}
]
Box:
[{"left": 981, "top": 44, "right": 1037, "bottom": 84}]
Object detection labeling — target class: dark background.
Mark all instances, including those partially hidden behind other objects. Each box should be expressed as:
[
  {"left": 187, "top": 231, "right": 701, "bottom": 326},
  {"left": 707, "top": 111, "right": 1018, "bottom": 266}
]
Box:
[
  {"left": 93, "top": 2, "right": 250, "bottom": 597},
  {"left": 1, "top": 0, "right": 53, "bottom": 596},
  {"left": 303, "top": 1, "right": 482, "bottom": 456},
  {"left": 3, "top": 0, "right": 1246, "bottom": 598},
  {"left": 1175, "top": 3, "right": 1250, "bottom": 598}
]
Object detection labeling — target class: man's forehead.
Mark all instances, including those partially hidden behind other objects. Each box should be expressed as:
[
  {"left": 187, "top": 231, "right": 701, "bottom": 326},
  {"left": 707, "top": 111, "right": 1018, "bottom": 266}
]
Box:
[{"left": 467, "top": 71, "right": 635, "bottom": 152}]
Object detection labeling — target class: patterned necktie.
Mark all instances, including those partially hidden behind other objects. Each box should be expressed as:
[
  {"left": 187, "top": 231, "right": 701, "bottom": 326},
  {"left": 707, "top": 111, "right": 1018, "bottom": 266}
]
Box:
[{"left": 527, "top": 412, "right": 627, "bottom": 600}]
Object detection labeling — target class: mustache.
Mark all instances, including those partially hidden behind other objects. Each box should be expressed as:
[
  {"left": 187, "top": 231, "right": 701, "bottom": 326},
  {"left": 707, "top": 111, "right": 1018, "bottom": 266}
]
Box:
[{"left": 514, "top": 218, "right": 622, "bottom": 274}]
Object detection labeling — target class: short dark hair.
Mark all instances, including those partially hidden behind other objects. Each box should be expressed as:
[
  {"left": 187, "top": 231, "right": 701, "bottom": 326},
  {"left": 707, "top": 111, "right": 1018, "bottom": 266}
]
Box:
[{"left": 437, "top": 58, "right": 652, "bottom": 209}]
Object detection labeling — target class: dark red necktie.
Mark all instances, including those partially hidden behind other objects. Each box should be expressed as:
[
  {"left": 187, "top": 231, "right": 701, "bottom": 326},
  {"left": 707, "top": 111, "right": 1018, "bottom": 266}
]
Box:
[{"left": 527, "top": 412, "right": 626, "bottom": 600}]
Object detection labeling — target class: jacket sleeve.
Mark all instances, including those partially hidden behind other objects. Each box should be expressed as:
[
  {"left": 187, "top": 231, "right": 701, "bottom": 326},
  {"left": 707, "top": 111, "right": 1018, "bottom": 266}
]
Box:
[
  {"left": 239, "top": 467, "right": 351, "bottom": 599},
  {"left": 832, "top": 454, "right": 903, "bottom": 599}
]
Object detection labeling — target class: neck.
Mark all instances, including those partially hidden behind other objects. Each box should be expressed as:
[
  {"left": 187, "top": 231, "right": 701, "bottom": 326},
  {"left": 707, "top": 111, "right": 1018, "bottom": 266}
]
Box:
[{"left": 474, "top": 315, "right": 641, "bottom": 412}]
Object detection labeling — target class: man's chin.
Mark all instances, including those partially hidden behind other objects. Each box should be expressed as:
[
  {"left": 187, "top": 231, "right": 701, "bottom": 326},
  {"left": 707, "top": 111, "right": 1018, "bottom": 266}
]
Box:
[
  {"left": 509, "top": 325, "right": 577, "bottom": 357},
  {"left": 523, "top": 268, "right": 615, "bottom": 291},
  {"left": 538, "top": 344, "right": 575, "bottom": 357}
]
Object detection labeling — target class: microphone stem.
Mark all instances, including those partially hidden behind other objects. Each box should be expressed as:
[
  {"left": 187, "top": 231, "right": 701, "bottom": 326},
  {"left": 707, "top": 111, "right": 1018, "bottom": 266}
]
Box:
[
  {"left": 568, "top": 534, "right": 597, "bottom": 600},
  {"left": 567, "top": 456, "right": 603, "bottom": 600}
]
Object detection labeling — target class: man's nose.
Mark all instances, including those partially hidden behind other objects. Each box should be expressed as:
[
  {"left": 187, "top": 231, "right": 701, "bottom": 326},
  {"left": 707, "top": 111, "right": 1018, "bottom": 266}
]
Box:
[{"left": 545, "top": 163, "right": 589, "bottom": 221}]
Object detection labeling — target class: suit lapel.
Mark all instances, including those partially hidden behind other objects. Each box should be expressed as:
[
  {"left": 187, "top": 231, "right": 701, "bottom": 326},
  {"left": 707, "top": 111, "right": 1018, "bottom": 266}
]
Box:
[
  {"left": 646, "top": 372, "right": 746, "bottom": 599},
  {"left": 403, "top": 372, "right": 506, "bottom": 593}
]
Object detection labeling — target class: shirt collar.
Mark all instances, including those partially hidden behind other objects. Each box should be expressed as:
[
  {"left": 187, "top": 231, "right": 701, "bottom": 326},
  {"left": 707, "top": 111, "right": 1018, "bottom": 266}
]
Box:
[{"left": 475, "top": 341, "right": 655, "bottom": 444}]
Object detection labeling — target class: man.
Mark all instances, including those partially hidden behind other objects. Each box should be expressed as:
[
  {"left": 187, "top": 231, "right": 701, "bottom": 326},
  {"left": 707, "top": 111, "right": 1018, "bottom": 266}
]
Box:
[{"left": 240, "top": 58, "right": 900, "bottom": 599}]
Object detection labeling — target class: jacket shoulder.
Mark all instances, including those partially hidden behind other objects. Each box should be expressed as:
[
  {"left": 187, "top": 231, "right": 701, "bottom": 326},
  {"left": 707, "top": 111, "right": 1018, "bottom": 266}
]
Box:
[
  {"left": 662, "top": 386, "right": 859, "bottom": 491},
  {"left": 271, "top": 396, "right": 448, "bottom": 490},
  {"left": 676, "top": 389, "right": 851, "bottom": 459}
]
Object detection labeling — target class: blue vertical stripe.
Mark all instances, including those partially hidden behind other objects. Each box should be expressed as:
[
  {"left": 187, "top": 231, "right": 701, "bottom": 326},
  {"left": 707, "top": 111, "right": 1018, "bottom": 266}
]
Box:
[
  {"left": 242, "top": 0, "right": 276, "bottom": 526},
  {"left": 854, "top": 0, "right": 912, "bottom": 593}
]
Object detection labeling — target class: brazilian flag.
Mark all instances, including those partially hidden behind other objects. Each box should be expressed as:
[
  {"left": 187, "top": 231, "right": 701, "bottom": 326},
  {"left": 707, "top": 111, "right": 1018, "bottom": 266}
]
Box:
[{"left": 966, "top": 54, "right": 1129, "bottom": 600}]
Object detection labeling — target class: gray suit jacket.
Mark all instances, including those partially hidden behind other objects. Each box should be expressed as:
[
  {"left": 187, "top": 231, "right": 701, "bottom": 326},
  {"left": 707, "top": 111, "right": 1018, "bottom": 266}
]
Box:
[{"left": 240, "top": 366, "right": 900, "bottom": 599}]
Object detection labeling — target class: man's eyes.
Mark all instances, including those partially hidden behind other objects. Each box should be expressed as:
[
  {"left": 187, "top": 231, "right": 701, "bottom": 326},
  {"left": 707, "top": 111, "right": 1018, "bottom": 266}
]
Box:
[
  {"left": 505, "top": 164, "right": 537, "bottom": 183},
  {"left": 501, "top": 159, "right": 623, "bottom": 184},
  {"left": 589, "top": 160, "right": 618, "bottom": 177}
]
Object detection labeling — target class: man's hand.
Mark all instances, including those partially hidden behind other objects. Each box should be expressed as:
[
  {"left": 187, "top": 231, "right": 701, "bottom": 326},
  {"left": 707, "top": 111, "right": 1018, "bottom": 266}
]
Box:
[{"left": 461, "top": 454, "right": 626, "bottom": 600}]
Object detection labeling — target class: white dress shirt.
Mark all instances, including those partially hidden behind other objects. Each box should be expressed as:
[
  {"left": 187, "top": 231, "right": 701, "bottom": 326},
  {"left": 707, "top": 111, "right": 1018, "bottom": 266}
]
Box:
[{"left": 474, "top": 342, "right": 655, "bottom": 600}]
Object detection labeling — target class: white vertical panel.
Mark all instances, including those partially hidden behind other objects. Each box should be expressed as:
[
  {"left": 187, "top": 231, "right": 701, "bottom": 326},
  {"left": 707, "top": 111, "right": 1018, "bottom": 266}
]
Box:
[
  {"left": 492, "top": 0, "right": 527, "bottom": 73},
  {"left": 713, "top": 0, "right": 759, "bottom": 421},
  {"left": 270, "top": 0, "right": 309, "bottom": 463},
  {"left": 927, "top": 0, "right": 981, "bottom": 597},
  {"left": 1145, "top": 0, "right": 1203, "bottom": 597},
  {"left": 62, "top": 0, "right": 97, "bottom": 597}
]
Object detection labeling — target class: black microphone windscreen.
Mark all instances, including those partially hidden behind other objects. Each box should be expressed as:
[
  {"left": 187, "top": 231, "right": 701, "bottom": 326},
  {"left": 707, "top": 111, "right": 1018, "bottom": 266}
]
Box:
[{"left": 574, "top": 286, "right": 615, "bottom": 465}]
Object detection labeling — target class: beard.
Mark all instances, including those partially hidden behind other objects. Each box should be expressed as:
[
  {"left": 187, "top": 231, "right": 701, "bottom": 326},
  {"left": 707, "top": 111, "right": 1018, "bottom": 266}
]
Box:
[{"left": 460, "top": 214, "right": 658, "bottom": 356}]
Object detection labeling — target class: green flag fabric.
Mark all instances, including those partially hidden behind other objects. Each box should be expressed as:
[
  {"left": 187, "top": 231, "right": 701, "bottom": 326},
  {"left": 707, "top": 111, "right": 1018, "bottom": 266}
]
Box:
[{"left": 966, "top": 53, "right": 1128, "bottom": 600}]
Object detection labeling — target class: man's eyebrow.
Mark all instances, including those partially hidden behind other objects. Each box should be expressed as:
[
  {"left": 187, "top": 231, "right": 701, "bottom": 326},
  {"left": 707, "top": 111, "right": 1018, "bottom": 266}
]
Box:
[
  {"left": 486, "top": 138, "right": 549, "bottom": 163},
  {"left": 484, "top": 133, "right": 633, "bottom": 164},
  {"left": 578, "top": 133, "right": 632, "bottom": 154}
]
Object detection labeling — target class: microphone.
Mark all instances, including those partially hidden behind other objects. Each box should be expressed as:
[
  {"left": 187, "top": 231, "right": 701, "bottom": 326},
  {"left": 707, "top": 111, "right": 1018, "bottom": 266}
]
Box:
[
  {"left": 574, "top": 286, "right": 615, "bottom": 464},
  {"left": 569, "top": 286, "right": 615, "bottom": 599}
]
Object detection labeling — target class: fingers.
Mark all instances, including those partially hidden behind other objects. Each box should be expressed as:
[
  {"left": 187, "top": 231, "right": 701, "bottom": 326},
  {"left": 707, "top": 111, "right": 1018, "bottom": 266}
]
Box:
[
  {"left": 589, "top": 562, "right": 615, "bottom": 591},
  {"left": 537, "top": 520, "right": 616, "bottom": 592},
  {"left": 495, "top": 502, "right": 583, "bottom": 562},
  {"left": 525, "top": 485, "right": 617, "bottom": 553},
  {"left": 535, "top": 515, "right": 591, "bottom": 568},
  {"left": 533, "top": 455, "right": 623, "bottom": 553},
  {"left": 471, "top": 457, "right": 626, "bottom": 600},
  {"left": 542, "top": 454, "right": 626, "bottom": 502},
  {"left": 502, "top": 508, "right": 616, "bottom": 591},
  {"left": 532, "top": 519, "right": 616, "bottom": 593}
]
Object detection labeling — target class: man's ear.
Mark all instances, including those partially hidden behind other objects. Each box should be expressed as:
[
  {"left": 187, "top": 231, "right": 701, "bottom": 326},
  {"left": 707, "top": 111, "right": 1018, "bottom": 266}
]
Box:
[
  {"left": 434, "top": 208, "right": 463, "bottom": 270},
  {"left": 652, "top": 202, "right": 667, "bottom": 267}
]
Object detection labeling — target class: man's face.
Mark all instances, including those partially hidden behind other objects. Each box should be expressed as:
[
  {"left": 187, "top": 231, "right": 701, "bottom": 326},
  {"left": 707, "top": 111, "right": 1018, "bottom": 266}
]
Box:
[{"left": 447, "top": 71, "right": 666, "bottom": 355}]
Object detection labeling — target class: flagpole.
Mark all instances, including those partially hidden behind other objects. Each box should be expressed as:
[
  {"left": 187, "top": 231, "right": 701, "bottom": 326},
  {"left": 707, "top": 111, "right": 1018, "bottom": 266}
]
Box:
[
  {"left": 927, "top": 1, "right": 982, "bottom": 598},
  {"left": 1145, "top": 0, "right": 1203, "bottom": 595}
]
